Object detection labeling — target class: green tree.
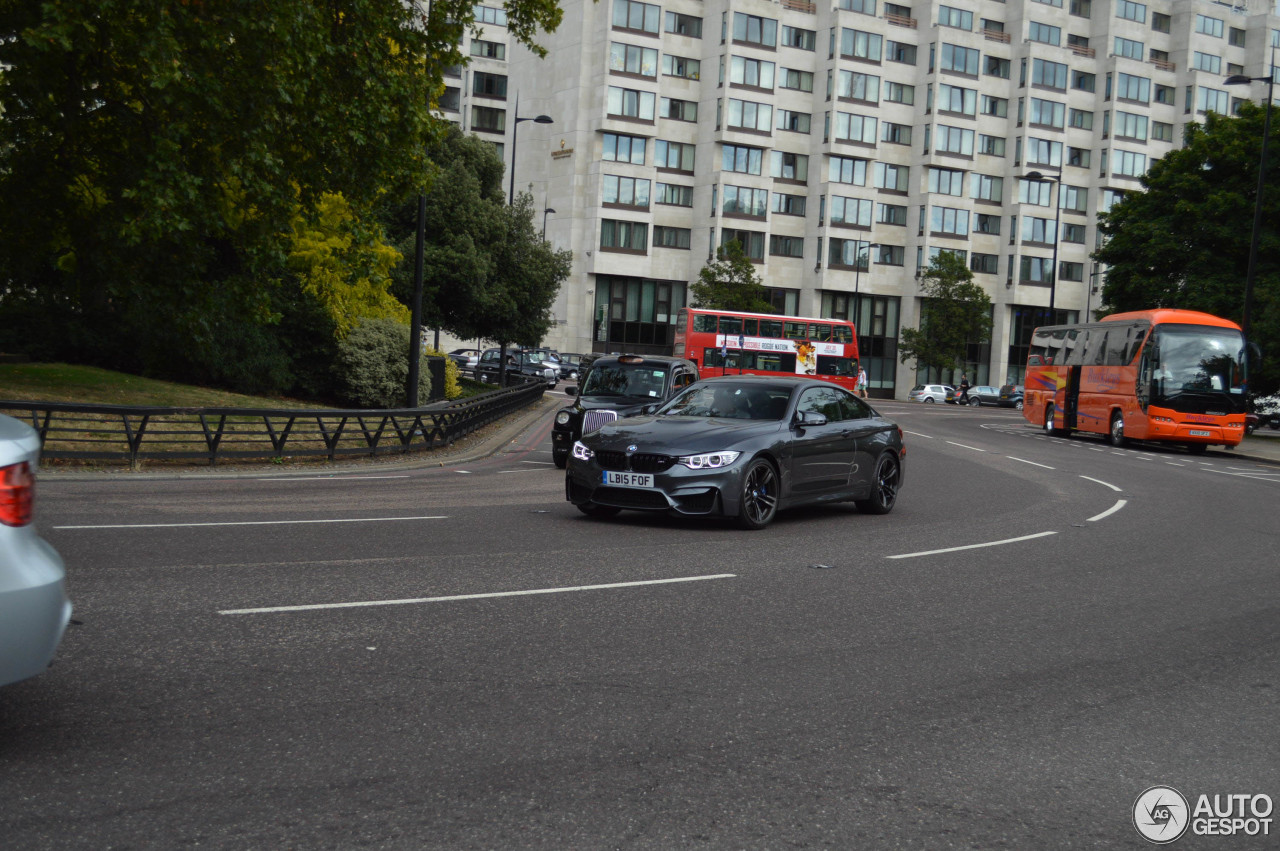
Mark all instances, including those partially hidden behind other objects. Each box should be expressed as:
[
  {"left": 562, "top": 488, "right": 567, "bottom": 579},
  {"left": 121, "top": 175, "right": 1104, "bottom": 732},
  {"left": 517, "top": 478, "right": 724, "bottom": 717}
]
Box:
[
  {"left": 481, "top": 193, "right": 573, "bottom": 349},
  {"left": 1095, "top": 103, "right": 1279, "bottom": 393},
  {"left": 898, "top": 252, "right": 993, "bottom": 373},
  {"left": 0, "top": 0, "right": 563, "bottom": 389},
  {"left": 690, "top": 241, "right": 773, "bottom": 312}
]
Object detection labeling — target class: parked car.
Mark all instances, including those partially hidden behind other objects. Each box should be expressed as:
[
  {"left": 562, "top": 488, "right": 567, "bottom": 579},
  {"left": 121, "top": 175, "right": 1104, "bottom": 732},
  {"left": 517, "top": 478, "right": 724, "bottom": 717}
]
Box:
[
  {"left": 1253, "top": 392, "right": 1280, "bottom": 430},
  {"left": 965, "top": 385, "right": 1002, "bottom": 407},
  {"left": 518, "top": 348, "right": 563, "bottom": 383},
  {"left": 475, "top": 348, "right": 558, "bottom": 388},
  {"left": 557, "top": 353, "right": 589, "bottom": 381},
  {"left": 1, "top": 414, "right": 72, "bottom": 687},
  {"left": 552, "top": 354, "right": 699, "bottom": 468},
  {"left": 997, "top": 384, "right": 1025, "bottom": 410},
  {"left": 565, "top": 376, "right": 905, "bottom": 529},
  {"left": 447, "top": 348, "right": 480, "bottom": 375},
  {"left": 908, "top": 384, "right": 953, "bottom": 404}
]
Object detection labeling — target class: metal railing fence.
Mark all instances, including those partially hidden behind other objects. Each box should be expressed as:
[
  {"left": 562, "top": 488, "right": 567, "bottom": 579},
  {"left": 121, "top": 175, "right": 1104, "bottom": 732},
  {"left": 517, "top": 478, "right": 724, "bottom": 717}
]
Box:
[{"left": 0, "top": 379, "right": 545, "bottom": 467}]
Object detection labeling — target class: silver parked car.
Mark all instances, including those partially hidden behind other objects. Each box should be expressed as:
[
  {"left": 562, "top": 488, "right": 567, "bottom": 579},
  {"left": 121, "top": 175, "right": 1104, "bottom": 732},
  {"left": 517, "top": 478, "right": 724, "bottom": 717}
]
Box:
[
  {"left": 907, "top": 384, "right": 953, "bottom": 403},
  {"left": 0, "top": 414, "right": 72, "bottom": 687}
]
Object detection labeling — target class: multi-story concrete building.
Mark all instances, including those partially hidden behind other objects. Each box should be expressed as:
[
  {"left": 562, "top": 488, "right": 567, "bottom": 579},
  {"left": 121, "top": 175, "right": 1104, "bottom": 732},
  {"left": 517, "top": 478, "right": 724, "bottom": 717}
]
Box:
[{"left": 441, "top": 0, "right": 1279, "bottom": 397}]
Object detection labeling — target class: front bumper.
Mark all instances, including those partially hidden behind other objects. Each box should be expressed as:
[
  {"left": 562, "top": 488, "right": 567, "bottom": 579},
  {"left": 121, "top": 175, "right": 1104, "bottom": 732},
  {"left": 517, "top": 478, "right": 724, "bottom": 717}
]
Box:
[{"left": 565, "top": 458, "right": 744, "bottom": 518}]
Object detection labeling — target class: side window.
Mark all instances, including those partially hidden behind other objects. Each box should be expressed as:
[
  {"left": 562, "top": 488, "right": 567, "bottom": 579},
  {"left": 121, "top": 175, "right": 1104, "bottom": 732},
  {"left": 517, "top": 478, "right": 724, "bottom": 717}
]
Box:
[
  {"left": 798, "top": 387, "right": 843, "bottom": 421},
  {"left": 673, "top": 370, "right": 695, "bottom": 390},
  {"left": 838, "top": 389, "right": 871, "bottom": 419}
]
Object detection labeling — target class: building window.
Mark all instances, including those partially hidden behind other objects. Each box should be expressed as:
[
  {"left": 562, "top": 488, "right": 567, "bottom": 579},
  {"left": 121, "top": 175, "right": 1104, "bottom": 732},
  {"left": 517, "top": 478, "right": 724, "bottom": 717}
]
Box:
[
  {"left": 938, "top": 6, "right": 973, "bottom": 29},
  {"left": 928, "top": 166, "right": 965, "bottom": 196},
  {"left": 1195, "top": 14, "right": 1224, "bottom": 38},
  {"left": 653, "top": 226, "right": 691, "bottom": 249},
  {"left": 1063, "top": 222, "right": 1087, "bottom": 243},
  {"left": 723, "top": 185, "right": 769, "bottom": 217},
  {"left": 1197, "top": 87, "right": 1229, "bottom": 115},
  {"left": 471, "top": 105, "right": 505, "bottom": 132},
  {"left": 1111, "top": 149, "right": 1148, "bottom": 177},
  {"left": 1152, "top": 121, "right": 1173, "bottom": 142},
  {"left": 1032, "top": 59, "right": 1068, "bottom": 90},
  {"left": 721, "top": 228, "right": 766, "bottom": 261},
  {"left": 1193, "top": 52, "right": 1222, "bottom": 75},
  {"left": 840, "top": 28, "right": 883, "bottom": 61},
  {"left": 772, "top": 193, "right": 807, "bottom": 216},
  {"left": 770, "top": 151, "right": 809, "bottom": 182},
  {"left": 655, "top": 183, "right": 693, "bottom": 207},
  {"left": 664, "top": 11, "right": 702, "bottom": 38},
  {"left": 931, "top": 206, "right": 970, "bottom": 236},
  {"left": 829, "top": 155, "right": 868, "bottom": 185},
  {"left": 1152, "top": 12, "right": 1171, "bottom": 33},
  {"left": 887, "top": 41, "right": 917, "bottom": 64},
  {"left": 874, "top": 162, "right": 909, "bottom": 192},
  {"left": 1154, "top": 84, "right": 1174, "bottom": 105},
  {"left": 975, "top": 213, "right": 1000, "bottom": 235},
  {"left": 610, "top": 43, "right": 658, "bottom": 78},
  {"left": 780, "top": 68, "right": 814, "bottom": 92},
  {"left": 722, "top": 144, "right": 763, "bottom": 175},
  {"left": 835, "top": 112, "right": 877, "bottom": 145},
  {"left": 473, "top": 71, "right": 508, "bottom": 98},
  {"left": 727, "top": 99, "right": 773, "bottom": 132},
  {"left": 838, "top": 70, "right": 881, "bottom": 103},
  {"left": 1116, "top": 0, "right": 1146, "bottom": 23},
  {"left": 732, "top": 13, "right": 778, "bottom": 48},
  {"left": 881, "top": 122, "right": 912, "bottom": 145},
  {"left": 603, "top": 132, "right": 647, "bottom": 165},
  {"left": 937, "top": 83, "right": 977, "bottom": 116},
  {"left": 1229, "top": 27, "right": 1246, "bottom": 48},
  {"left": 438, "top": 87, "right": 461, "bottom": 112},
  {"left": 608, "top": 86, "right": 656, "bottom": 121},
  {"left": 769, "top": 235, "right": 805, "bottom": 258},
  {"left": 1029, "top": 97, "right": 1065, "bottom": 129},
  {"left": 782, "top": 25, "right": 816, "bottom": 50},
  {"left": 970, "top": 173, "right": 1003, "bottom": 203},
  {"left": 936, "top": 125, "right": 975, "bottom": 156},
  {"left": 471, "top": 40, "right": 506, "bottom": 60},
  {"left": 473, "top": 4, "right": 509, "bottom": 26},
  {"left": 985, "top": 56, "right": 1011, "bottom": 79},
  {"left": 830, "top": 196, "right": 872, "bottom": 227},
  {"left": 978, "top": 134, "right": 1006, "bottom": 157},
  {"left": 603, "top": 175, "right": 651, "bottom": 208},
  {"left": 657, "top": 140, "right": 696, "bottom": 172},
  {"left": 970, "top": 253, "right": 999, "bottom": 275},
  {"left": 1115, "top": 73, "right": 1151, "bottom": 103},
  {"left": 883, "top": 81, "right": 915, "bottom": 105},
  {"left": 661, "top": 97, "right": 698, "bottom": 122},
  {"left": 731, "top": 56, "right": 776, "bottom": 89},
  {"left": 1069, "top": 108, "right": 1093, "bottom": 130},
  {"left": 877, "top": 203, "right": 908, "bottom": 225},
  {"left": 1067, "top": 146, "right": 1091, "bottom": 168},
  {"left": 600, "top": 219, "right": 648, "bottom": 252},
  {"left": 1114, "top": 37, "right": 1144, "bottom": 61},
  {"left": 1114, "top": 111, "right": 1148, "bottom": 141},
  {"left": 1061, "top": 184, "right": 1087, "bottom": 212},
  {"left": 662, "top": 54, "right": 701, "bottom": 80},
  {"left": 981, "top": 95, "right": 1008, "bottom": 117},
  {"left": 612, "top": 0, "right": 659, "bottom": 35},
  {"left": 778, "top": 110, "right": 811, "bottom": 133},
  {"left": 1029, "top": 22, "right": 1061, "bottom": 46},
  {"left": 941, "top": 43, "right": 979, "bottom": 75},
  {"left": 1072, "top": 71, "right": 1096, "bottom": 93}
]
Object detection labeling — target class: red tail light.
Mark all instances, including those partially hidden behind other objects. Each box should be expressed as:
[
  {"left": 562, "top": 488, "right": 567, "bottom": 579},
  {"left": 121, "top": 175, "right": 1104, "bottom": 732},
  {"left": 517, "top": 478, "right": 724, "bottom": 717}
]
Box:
[{"left": 0, "top": 461, "right": 34, "bottom": 527}]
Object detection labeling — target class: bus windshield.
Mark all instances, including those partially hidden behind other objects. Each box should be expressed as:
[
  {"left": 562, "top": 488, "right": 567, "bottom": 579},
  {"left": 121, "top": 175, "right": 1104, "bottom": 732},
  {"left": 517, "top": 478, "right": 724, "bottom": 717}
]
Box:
[{"left": 1148, "top": 324, "right": 1246, "bottom": 408}]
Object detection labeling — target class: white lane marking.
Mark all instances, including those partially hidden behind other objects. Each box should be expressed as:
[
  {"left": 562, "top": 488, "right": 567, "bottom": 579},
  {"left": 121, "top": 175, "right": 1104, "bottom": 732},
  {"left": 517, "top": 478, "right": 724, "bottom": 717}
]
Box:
[
  {"left": 54, "top": 516, "right": 448, "bottom": 530},
  {"left": 1166, "top": 462, "right": 1188, "bottom": 467},
  {"left": 219, "top": 573, "right": 738, "bottom": 615},
  {"left": 1080, "top": 475, "right": 1122, "bottom": 492},
  {"left": 498, "top": 469, "right": 539, "bottom": 473},
  {"left": 946, "top": 441, "right": 987, "bottom": 452},
  {"left": 454, "top": 470, "right": 473, "bottom": 474},
  {"left": 887, "top": 531, "right": 1056, "bottom": 560},
  {"left": 520, "top": 460, "right": 555, "bottom": 466},
  {"left": 1008, "top": 456, "right": 1055, "bottom": 469},
  {"left": 1087, "top": 499, "right": 1128, "bottom": 522},
  {"left": 1204, "top": 468, "right": 1280, "bottom": 483},
  {"left": 902, "top": 430, "right": 934, "bottom": 439},
  {"left": 255, "top": 475, "right": 411, "bottom": 481}
]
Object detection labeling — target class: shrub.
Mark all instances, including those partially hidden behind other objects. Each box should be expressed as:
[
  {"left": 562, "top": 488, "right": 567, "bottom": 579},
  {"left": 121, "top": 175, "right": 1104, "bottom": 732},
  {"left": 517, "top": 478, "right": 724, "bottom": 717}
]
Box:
[{"left": 334, "top": 318, "right": 430, "bottom": 408}]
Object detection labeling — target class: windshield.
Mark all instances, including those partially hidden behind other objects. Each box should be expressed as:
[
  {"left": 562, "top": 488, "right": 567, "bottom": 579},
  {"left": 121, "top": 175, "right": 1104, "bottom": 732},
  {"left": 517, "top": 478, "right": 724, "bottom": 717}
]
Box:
[
  {"left": 660, "top": 383, "right": 793, "bottom": 421},
  {"left": 1147, "top": 324, "right": 1247, "bottom": 412},
  {"left": 579, "top": 364, "right": 669, "bottom": 398}
]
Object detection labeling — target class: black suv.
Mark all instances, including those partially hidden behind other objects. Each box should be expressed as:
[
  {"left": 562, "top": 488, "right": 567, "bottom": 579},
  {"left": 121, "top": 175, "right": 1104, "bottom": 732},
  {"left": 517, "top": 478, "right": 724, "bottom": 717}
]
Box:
[{"left": 551, "top": 354, "right": 699, "bottom": 468}]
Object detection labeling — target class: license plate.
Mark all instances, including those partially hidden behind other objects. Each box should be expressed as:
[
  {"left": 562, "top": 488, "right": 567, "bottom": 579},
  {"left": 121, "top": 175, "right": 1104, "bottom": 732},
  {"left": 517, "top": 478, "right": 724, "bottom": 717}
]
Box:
[
  {"left": 1189, "top": 429, "right": 1211, "bottom": 437},
  {"left": 603, "top": 471, "right": 654, "bottom": 488}
]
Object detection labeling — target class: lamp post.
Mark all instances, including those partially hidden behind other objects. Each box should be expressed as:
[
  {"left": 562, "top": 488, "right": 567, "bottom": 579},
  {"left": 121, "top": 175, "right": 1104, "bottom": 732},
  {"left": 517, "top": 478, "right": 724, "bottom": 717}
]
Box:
[
  {"left": 1225, "top": 60, "right": 1275, "bottom": 343},
  {"left": 507, "top": 93, "right": 553, "bottom": 205},
  {"left": 542, "top": 207, "right": 556, "bottom": 240},
  {"left": 852, "top": 240, "right": 879, "bottom": 332},
  {"left": 1025, "top": 167, "right": 1062, "bottom": 326}
]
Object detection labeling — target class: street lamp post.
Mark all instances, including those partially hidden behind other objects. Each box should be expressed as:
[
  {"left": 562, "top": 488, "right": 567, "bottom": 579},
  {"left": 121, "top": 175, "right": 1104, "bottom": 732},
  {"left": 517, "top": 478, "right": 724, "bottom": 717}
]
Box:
[
  {"left": 507, "top": 93, "right": 554, "bottom": 205},
  {"left": 542, "top": 207, "right": 556, "bottom": 240},
  {"left": 1225, "top": 60, "right": 1275, "bottom": 343},
  {"left": 1025, "top": 167, "right": 1062, "bottom": 326},
  {"left": 852, "top": 240, "right": 879, "bottom": 335}
]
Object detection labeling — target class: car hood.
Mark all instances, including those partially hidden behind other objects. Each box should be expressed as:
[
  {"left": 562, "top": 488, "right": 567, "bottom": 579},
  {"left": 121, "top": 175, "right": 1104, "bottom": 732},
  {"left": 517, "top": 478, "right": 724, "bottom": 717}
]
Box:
[{"left": 586, "top": 415, "right": 784, "bottom": 452}]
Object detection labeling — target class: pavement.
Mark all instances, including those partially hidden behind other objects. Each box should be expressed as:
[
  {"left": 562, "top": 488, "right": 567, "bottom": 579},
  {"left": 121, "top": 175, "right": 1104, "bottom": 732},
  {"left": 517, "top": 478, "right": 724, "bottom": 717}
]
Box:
[{"left": 37, "top": 393, "right": 1280, "bottom": 479}]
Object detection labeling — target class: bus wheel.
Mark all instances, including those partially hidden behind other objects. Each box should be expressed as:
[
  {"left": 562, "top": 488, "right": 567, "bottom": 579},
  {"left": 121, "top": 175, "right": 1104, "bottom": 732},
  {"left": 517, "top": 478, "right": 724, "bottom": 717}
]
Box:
[
  {"left": 1043, "top": 404, "right": 1057, "bottom": 435},
  {"left": 1107, "top": 412, "right": 1126, "bottom": 447}
]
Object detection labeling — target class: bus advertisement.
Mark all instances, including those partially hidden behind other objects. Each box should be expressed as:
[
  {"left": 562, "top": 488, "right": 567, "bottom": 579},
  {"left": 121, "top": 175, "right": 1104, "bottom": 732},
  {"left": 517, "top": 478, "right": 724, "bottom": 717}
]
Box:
[
  {"left": 1023, "top": 309, "right": 1249, "bottom": 451},
  {"left": 672, "top": 308, "right": 861, "bottom": 389}
]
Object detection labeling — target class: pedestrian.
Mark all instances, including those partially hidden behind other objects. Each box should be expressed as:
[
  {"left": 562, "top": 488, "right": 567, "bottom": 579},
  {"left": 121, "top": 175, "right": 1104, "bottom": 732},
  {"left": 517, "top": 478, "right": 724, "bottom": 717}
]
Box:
[
  {"left": 958, "top": 371, "right": 971, "bottom": 404},
  {"left": 856, "top": 365, "right": 869, "bottom": 399}
]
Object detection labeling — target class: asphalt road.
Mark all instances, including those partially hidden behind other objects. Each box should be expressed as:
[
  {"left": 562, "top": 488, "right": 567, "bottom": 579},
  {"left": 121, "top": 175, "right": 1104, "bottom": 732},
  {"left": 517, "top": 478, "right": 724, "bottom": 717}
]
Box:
[{"left": 4, "top": 398, "right": 1279, "bottom": 849}]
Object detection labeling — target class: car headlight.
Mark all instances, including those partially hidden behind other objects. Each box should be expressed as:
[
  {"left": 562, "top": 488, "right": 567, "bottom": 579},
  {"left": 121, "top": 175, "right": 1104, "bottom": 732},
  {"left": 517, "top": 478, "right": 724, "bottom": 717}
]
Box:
[
  {"left": 556, "top": 411, "right": 571, "bottom": 426},
  {"left": 571, "top": 441, "right": 594, "bottom": 461},
  {"left": 678, "top": 451, "right": 741, "bottom": 470}
]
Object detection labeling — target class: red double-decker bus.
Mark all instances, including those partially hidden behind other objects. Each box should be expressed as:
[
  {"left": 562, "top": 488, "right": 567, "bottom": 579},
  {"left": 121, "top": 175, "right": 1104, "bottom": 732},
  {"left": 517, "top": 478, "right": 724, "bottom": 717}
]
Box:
[
  {"left": 1023, "top": 308, "right": 1249, "bottom": 451},
  {"left": 672, "top": 308, "right": 860, "bottom": 390}
]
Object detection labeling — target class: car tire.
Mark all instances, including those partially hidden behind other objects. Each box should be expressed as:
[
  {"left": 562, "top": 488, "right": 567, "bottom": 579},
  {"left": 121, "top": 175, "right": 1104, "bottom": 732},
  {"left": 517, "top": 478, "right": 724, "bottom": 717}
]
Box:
[
  {"left": 737, "top": 458, "right": 779, "bottom": 530},
  {"left": 577, "top": 503, "right": 621, "bottom": 518},
  {"left": 856, "top": 452, "right": 901, "bottom": 515},
  {"left": 1015, "top": 400, "right": 1024, "bottom": 411},
  {"left": 924, "top": 397, "right": 936, "bottom": 404},
  {"left": 969, "top": 397, "right": 981, "bottom": 407},
  {"left": 1107, "top": 411, "right": 1126, "bottom": 447},
  {"left": 553, "top": 450, "right": 568, "bottom": 469}
]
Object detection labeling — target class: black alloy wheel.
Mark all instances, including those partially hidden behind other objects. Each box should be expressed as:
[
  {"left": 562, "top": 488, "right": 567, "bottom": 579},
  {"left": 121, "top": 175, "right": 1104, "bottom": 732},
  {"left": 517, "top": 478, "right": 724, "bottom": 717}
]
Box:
[
  {"left": 856, "top": 452, "right": 901, "bottom": 515},
  {"left": 737, "top": 458, "right": 779, "bottom": 530}
]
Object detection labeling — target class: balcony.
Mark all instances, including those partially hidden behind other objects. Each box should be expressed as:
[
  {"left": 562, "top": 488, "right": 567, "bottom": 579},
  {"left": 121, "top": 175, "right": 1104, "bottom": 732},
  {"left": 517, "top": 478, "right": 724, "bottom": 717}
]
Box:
[
  {"left": 780, "top": 0, "right": 816, "bottom": 13},
  {"left": 982, "top": 29, "right": 1011, "bottom": 43},
  {"left": 1149, "top": 58, "right": 1176, "bottom": 72},
  {"left": 1068, "top": 43, "right": 1096, "bottom": 58},
  {"left": 885, "top": 13, "right": 917, "bottom": 29}
]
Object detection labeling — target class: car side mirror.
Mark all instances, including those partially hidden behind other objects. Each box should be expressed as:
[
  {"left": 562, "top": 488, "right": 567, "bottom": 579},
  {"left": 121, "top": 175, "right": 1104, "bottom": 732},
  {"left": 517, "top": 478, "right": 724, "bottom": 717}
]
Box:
[
  {"left": 796, "top": 410, "right": 827, "bottom": 427},
  {"left": 564, "top": 386, "right": 577, "bottom": 397}
]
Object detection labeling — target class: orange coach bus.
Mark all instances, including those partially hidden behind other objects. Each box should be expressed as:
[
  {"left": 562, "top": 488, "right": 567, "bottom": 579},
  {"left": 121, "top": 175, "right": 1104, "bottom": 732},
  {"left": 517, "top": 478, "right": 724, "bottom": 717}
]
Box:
[
  {"left": 1023, "top": 308, "right": 1250, "bottom": 451},
  {"left": 672, "top": 308, "right": 860, "bottom": 390}
]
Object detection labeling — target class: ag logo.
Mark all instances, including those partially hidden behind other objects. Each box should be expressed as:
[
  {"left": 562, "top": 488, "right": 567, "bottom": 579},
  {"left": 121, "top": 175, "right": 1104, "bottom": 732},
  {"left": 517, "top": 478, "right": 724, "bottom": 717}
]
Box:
[{"left": 1133, "top": 786, "right": 1190, "bottom": 844}]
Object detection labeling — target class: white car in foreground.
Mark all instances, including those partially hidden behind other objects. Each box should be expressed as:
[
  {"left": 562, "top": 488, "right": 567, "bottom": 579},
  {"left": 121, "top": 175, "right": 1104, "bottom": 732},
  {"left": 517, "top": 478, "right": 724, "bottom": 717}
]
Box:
[{"left": 0, "top": 414, "right": 72, "bottom": 687}]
